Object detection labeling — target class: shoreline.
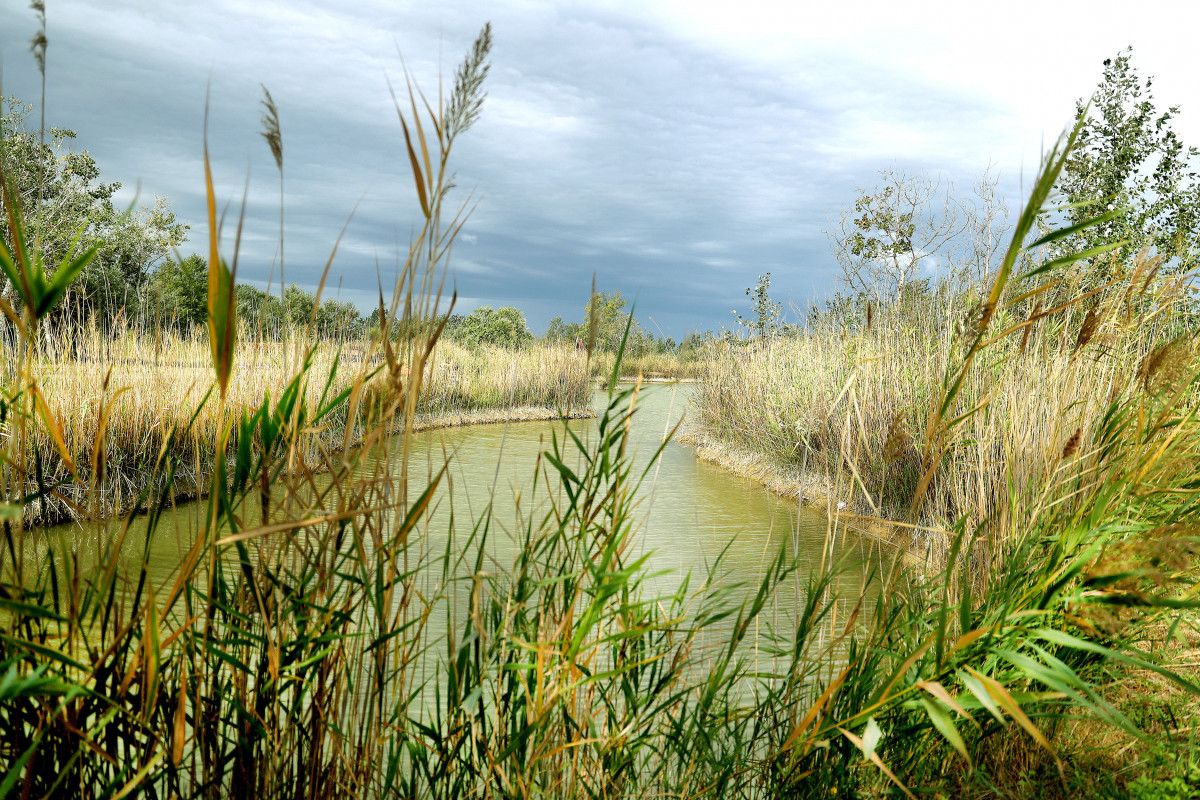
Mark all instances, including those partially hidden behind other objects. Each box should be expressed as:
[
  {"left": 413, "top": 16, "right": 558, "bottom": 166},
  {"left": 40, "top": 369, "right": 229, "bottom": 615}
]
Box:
[
  {"left": 410, "top": 406, "right": 594, "bottom": 431},
  {"left": 25, "top": 405, "right": 597, "bottom": 529},
  {"left": 676, "top": 426, "right": 919, "bottom": 556}
]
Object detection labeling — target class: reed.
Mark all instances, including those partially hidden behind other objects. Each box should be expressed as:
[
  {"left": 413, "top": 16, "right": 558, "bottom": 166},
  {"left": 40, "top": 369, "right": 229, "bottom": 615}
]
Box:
[
  {"left": 691, "top": 254, "right": 1197, "bottom": 563},
  {"left": 0, "top": 322, "right": 590, "bottom": 524},
  {"left": 0, "top": 22, "right": 1196, "bottom": 800},
  {"left": 589, "top": 348, "right": 704, "bottom": 382}
]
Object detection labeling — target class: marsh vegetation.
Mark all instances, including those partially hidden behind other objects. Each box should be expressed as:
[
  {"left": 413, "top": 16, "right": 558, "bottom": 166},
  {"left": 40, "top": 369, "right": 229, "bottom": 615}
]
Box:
[{"left": 0, "top": 18, "right": 1196, "bottom": 800}]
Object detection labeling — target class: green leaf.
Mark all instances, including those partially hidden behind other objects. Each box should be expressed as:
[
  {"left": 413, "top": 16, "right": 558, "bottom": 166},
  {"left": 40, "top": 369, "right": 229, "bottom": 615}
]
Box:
[
  {"left": 1025, "top": 207, "right": 1123, "bottom": 250},
  {"left": 1018, "top": 241, "right": 1124, "bottom": 282},
  {"left": 919, "top": 697, "right": 971, "bottom": 767},
  {"left": 38, "top": 242, "right": 99, "bottom": 317},
  {"left": 203, "top": 119, "right": 237, "bottom": 399}
]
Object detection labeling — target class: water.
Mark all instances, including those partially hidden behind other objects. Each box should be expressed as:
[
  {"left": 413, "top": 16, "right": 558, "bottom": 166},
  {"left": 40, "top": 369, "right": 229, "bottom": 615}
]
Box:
[{"left": 37, "top": 383, "right": 875, "bottom": 619}]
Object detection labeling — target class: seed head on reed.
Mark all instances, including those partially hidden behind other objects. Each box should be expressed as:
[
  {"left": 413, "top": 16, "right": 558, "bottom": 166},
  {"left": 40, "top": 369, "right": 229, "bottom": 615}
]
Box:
[
  {"left": 29, "top": 1, "right": 46, "bottom": 75},
  {"left": 1061, "top": 427, "right": 1081, "bottom": 460},
  {"left": 1018, "top": 301, "right": 1042, "bottom": 355},
  {"left": 882, "top": 412, "right": 909, "bottom": 464},
  {"left": 259, "top": 85, "right": 283, "bottom": 172},
  {"left": 1137, "top": 336, "right": 1192, "bottom": 394},
  {"left": 1072, "top": 304, "right": 1102, "bottom": 355},
  {"left": 445, "top": 21, "right": 492, "bottom": 142}
]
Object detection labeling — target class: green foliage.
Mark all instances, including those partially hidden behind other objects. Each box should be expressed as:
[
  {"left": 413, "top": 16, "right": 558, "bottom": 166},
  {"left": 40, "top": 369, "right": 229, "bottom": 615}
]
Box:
[
  {"left": 0, "top": 95, "right": 187, "bottom": 323},
  {"left": 144, "top": 253, "right": 208, "bottom": 330},
  {"left": 1059, "top": 47, "right": 1200, "bottom": 276},
  {"left": 584, "top": 289, "right": 659, "bottom": 355},
  {"left": 829, "top": 167, "right": 1008, "bottom": 307},
  {"left": 1128, "top": 764, "right": 1200, "bottom": 800},
  {"left": 450, "top": 304, "right": 533, "bottom": 348},
  {"left": 734, "top": 272, "right": 783, "bottom": 339},
  {"left": 235, "top": 283, "right": 285, "bottom": 333},
  {"left": 543, "top": 314, "right": 582, "bottom": 344},
  {"left": 585, "top": 290, "right": 630, "bottom": 352},
  {"left": 830, "top": 168, "right": 965, "bottom": 303},
  {"left": 273, "top": 282, "right": 362, "bottom": 338}
]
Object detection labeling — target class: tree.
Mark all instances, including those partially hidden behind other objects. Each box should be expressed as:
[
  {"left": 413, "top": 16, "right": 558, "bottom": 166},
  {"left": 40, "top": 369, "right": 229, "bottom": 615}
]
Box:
[
  {"left": 454, "top": 305, "right": 533, "bottom": 349},
  {"left": 829, "top": 167, "right": 1008, "bottom": 305},
  {"left": 284, "top": 283, "right": 315, "bottom": 328},
  {"left": 829, "top": 169, "right": 965, "bottom": 304},
  {"left": 0, "top": 95, "right": 187, "bottom": 322},
  {"left": 544, "top": 315, "right": 582, "bottom": 345},
  {"left": 1058, "top": 47, "right": 1200, "bottom": 276},
  {"left": 958, "top": 166, "right": 1010, "bottom": 296},
  {"left": 734, "top": 272, "right": 783, "bottom": 339},
  {"left": 314, "top": 297, "right": 362, "bottom": 339},
  {"left": 145, "top": 253, "right": 208, "bottom": 330},
  {"left": 584, "top": 291, "right": 642, "bottom": 353},
  {"left": 236, "top": 284, "right": 285, "bottom": 336}
]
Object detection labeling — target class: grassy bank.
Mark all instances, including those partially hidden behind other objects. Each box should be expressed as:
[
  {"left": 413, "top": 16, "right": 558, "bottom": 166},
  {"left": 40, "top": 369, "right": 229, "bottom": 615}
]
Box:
[
  {"left": 1, "top": 25, "right": 1198, "bottom": 800},
  {"left": 11, "top": 324, "right": 591, "bottom": 524},
  {"left": 691, "top": 257, "right": 1197, "bottom": 562}
]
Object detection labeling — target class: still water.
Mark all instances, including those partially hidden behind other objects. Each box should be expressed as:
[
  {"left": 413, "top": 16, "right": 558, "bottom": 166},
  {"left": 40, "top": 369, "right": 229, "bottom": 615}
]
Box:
[{"left": 47, "top": 384, "right": 876, "bottom": 617}]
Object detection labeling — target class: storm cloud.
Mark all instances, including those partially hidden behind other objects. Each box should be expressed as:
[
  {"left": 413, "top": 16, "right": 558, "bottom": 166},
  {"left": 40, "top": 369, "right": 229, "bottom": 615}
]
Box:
[{"left": 1, "top": 0, "right": 1195, "bottom": 336}]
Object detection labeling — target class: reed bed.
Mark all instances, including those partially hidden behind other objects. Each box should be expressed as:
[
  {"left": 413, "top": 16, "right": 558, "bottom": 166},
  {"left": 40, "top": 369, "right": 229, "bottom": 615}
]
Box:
[
  {"left": 418, "top": 337, "right": 590, "bottom": 413},
  {"left": 590, "top": 348, "right": 704, "bottom": 382},
  {"left": 7, "top": 325, "right": 590, "bottom": 523},
  {"left": 0, "top": 26, "right": 1197, "bottom": 800},
  {"left": 691, "top": 258, "right": 1197, "bottom": 563}
]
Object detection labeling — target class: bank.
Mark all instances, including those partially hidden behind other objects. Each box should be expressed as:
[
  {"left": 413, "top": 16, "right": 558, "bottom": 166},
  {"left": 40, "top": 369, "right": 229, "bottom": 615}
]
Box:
[{"left": 19, "top": 404, "right": 596, "bottom": 529}]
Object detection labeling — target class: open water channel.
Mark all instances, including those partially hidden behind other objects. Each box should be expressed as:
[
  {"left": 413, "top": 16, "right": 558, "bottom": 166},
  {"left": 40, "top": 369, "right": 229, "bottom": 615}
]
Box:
[{"left": 45, "top": 383, "right": 877, "bottom": 627}]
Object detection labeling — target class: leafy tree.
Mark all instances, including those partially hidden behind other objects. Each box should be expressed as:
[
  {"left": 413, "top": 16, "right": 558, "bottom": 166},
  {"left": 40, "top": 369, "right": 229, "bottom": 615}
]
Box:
[
  {"left": 235, "top": 284, "right": 285, "bottom": 336},
  {"left": 145, "top": 253, "right": 208, "bottom": 330},
  {"left": 828, "top": 169, "right": 964, "bottom": 303},
  {"left": 454, "top": 305, "right": 533, "bottom": 349},
  {"left": 283, "top": 283, "right": 315, "bottom": 328},
  {"left": 584, "top": 290, "right": 647, "bottom": 353},
  {"left": 1058, "top": 47, "right": 1200, "bottom": 276},
  {"left": 314, "top": 297, "right": 362, "bottom": 339},
  {"left": 544, "top": 315, "right": 583, "bottom": 345},
  {"left": 0, "top": 95, "right": 187, "bottom": 322},
  {"left": 734, "top": 272, "right": 783, "bottom": 339}
]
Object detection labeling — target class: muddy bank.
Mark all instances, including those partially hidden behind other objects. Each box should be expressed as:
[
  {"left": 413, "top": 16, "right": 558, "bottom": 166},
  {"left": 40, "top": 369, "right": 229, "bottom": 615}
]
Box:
[
  {"left": 676, "top": 428, "right": 920, "bottom": 557},
  {"left": 411, "top": 406, "right": 593, "bottom": 431}
]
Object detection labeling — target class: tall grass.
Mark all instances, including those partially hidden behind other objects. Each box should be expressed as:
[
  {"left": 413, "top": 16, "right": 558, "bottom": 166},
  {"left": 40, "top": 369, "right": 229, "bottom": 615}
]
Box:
[
  {"left": 591, "top": 348, "right": 704, "bottom": 381},
  {"left": 0, "top": 322, "right": 589, "bottom": 525},
  {"left": 0, "top": 23, "right": 1197, "bottom": 800},
  {"left": 692, "top": 254, "right": 1197, "bottom": 563}
]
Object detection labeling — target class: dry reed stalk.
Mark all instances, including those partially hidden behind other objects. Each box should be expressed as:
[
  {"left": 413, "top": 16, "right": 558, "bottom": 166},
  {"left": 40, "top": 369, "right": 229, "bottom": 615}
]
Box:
[{"left": 690, "top": 268, "right": 1197, "bottom": 563}]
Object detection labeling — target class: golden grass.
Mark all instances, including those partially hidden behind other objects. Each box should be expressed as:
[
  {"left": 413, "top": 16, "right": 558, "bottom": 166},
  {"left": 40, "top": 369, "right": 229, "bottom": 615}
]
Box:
[
  {"left": 13, "top": 324, "right": 592, "bottom": 523},
  {"left": 690, "top": 266, "right": 1198, "bottom": 562},
  {"left": 584, "top": 349, "right": 703, "bottom": 383}
]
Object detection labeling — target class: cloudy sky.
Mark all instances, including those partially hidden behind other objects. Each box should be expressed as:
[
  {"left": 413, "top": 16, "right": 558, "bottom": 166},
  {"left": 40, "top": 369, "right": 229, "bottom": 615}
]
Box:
[{"left": 1, "top": 0, "right": 1197, "bottom": 338}]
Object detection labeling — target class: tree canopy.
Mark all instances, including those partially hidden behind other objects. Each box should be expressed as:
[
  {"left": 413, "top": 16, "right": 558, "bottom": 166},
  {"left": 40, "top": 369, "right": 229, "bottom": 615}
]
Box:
[
  {"left": 1058, "top": 48, "right": 1200, "bottom": 275},
  {"left": 450, "top": 305, "right": 533, "bottom": 349},
  {"left": 0, "top": 95, "right": 188, "bottom": 322}
]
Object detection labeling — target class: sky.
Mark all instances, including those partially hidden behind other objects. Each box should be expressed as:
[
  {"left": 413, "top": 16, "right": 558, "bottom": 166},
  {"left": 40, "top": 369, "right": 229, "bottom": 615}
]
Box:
[{"left": 1, "top": 0, "right": 1198, "bottom": 338}]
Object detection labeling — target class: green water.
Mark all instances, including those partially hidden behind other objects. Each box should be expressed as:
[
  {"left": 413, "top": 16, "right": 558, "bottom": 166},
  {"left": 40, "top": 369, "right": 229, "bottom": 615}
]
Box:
[{"left": 41, "top": 384, "right": 875, "bottom": 614}]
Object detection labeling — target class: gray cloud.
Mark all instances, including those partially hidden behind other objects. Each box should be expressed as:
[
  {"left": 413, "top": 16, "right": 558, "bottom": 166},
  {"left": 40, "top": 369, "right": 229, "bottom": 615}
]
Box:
[{"left": 2, "top": 1, "right": 1041, "bottom": 338}]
